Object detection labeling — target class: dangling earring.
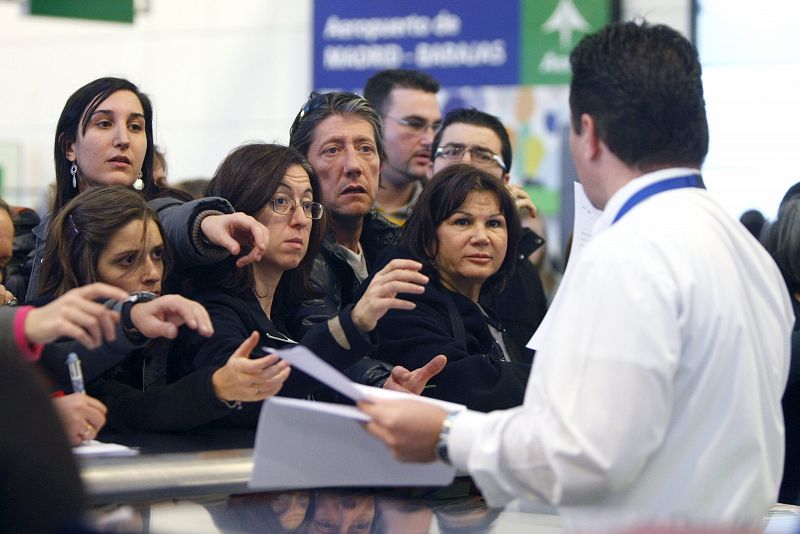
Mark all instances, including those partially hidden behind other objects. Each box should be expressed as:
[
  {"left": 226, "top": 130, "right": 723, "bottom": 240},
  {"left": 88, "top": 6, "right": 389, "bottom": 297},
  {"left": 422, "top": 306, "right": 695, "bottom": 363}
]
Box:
[
  {"left": 133, "top": 171, "right": 144, "bottom": 191},
  {"left": 69, "top": 162, "right": 78, "bottom": 189}
]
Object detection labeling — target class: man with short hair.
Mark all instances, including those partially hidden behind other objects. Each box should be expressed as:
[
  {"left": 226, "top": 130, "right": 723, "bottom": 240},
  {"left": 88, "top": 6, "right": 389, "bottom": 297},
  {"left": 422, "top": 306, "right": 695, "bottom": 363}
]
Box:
[
  {"left": 360, "top": 22, "right": 793, "bottom": 531},
  {"left": 430, "top": 108, "right": 548, "bottom": 363},
  {"left": 364, "top": 69, "right": 441, "bottom": 225}
]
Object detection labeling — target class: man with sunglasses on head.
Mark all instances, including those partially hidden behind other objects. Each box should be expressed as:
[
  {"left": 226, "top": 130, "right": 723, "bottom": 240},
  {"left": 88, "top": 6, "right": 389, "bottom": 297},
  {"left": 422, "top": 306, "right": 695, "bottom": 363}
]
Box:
[
  {"left": 286, "top": 92, "right": 445, "bottom": 390},
  {"left": 364, "top": 69, "right": 441, "bottom": 226},
  {"left": 429, "top": 108, "right": 548, "bottom": 363}
]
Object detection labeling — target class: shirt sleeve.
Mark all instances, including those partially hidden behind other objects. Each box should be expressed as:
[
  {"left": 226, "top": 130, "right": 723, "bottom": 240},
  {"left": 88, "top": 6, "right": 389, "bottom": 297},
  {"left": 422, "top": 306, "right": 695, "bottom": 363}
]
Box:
[{"left": 12, "top": 306, "right": 43, "bottom": 362}]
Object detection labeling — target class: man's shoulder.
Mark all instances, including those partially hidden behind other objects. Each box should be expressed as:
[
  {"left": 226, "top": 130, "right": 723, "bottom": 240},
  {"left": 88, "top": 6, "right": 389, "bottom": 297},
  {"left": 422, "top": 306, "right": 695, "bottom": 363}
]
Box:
[{"left": 362, "top": 211, "right": 401, "bottom": 258}]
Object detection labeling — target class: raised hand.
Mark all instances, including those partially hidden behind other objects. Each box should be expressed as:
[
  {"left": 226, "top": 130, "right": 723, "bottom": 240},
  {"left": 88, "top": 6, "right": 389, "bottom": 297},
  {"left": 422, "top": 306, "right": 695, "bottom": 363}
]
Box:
[
  {"left": 211, "top": 331, "right": 291, "bottom": 403},
  {"left": 0, "top": 283, "right": 16, "bottom": 305},
  {"left": 507, "top": 183, "right": 538, "bottom": 220},
  {"left": 24, "top": 283, "right": 129, "bottom": 348},
  {"left": 130, "top": 294, "right": 214, "bottom": 339},
  {"left": 350, "top": 259, "right": 429, "bottom": 332},
  {"left": 383, "top": 354, "right": 447, "bottom": 395},
  {"left": 200, "top": 212, "right": 269, "bottom": 268},
  {"left": 52, "top": 393, "right": 108, "bottom": 446}
]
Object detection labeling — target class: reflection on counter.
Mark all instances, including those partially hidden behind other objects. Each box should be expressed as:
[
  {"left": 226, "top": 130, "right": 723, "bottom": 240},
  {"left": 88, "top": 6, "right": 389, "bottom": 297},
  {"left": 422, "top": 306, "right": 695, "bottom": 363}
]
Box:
[{"left": 89, "top": 483, "right": 512, "bottom": 534}]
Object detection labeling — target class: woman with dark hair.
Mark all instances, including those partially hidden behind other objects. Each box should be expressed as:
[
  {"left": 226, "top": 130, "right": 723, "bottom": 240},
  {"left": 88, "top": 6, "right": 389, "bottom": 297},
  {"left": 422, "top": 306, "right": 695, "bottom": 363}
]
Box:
[
  {"left": 26, "top": 76, "right": 268, "bottom": 302},
  {"left": 173, "top": 143, "right": 435, "bottom": 424},
  {"left": 364, "top": 164, "right": 530, "bottom": 412},
  {"left": 37, "top": 186, "right": 286, "bottom": 433},
  {"left": 762, "top": 197, "right": 800, "bottom": 504}
]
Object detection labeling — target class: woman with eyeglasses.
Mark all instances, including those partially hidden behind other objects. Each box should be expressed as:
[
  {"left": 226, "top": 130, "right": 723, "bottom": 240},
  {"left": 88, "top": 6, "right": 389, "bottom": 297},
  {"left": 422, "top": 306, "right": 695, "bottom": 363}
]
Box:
[{"left": 172, "top": 143, "right": 437, "bottom": 425}]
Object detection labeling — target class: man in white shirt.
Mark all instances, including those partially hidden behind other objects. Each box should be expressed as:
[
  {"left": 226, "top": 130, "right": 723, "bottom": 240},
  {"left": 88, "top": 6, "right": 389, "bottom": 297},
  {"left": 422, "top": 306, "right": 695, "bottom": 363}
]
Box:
[{"left": 359, "top": 21, "right": 794, "bottom": 532}]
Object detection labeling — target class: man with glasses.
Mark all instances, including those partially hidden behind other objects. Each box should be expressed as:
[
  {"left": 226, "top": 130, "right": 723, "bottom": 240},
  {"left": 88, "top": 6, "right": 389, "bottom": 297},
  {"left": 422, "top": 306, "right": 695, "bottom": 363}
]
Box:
[
  {"left": 428, "top": 108, "right": 548, "bottom": 364},
  {"left": 364, "top": 69, "right": 441, "bottom": 225}
]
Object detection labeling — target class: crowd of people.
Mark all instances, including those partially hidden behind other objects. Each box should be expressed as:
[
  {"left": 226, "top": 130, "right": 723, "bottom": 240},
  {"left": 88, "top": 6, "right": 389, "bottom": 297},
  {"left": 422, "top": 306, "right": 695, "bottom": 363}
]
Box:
[{"left": 1, "top": 19, "right": 798, "bottom": 534}]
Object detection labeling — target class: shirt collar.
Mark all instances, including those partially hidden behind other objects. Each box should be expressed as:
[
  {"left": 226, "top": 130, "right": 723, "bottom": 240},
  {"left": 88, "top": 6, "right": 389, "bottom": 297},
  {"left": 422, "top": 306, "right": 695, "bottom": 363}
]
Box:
[{"left": 593, "top": 167, "right": 701, "bottom": 234}]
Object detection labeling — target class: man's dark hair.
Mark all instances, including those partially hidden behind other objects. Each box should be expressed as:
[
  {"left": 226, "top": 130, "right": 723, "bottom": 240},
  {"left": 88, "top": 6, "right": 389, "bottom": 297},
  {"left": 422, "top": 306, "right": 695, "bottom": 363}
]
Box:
[
  {"left": 569, "top": 21, "right": 708, "bottom": 170},
  {"left": 363, "top": 69, "right": 440, "bottom": 116},
  {"left": 401, "top": 163, "right": 519, "bottom": 294},
  {"left": 432, "top": 108, "right": 513, "bottom": 173}
]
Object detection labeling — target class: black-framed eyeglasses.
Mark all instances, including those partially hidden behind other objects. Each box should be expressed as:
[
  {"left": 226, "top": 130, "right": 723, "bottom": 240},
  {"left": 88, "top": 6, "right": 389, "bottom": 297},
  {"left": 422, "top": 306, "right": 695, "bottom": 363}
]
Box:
[
  {"left": 270, "top": 196, "right": 324, "bottom": 220},
  {"left": 434, "top": 144, "right": 507, "bottom": 171},
  {"left": 289, "top": 91, "right": 366, "bottom": 140},
  {"left": 385, "top": 116, "right": 442, "bottom": 135}
]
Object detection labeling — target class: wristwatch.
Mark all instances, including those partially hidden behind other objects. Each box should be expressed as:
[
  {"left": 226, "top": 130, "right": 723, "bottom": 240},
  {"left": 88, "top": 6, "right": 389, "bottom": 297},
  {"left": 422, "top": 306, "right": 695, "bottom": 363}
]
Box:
[
  {"left": 116, "top": 291, "right": 157, "bottom": 341},
  {"left": 436, "top": 413, "right": 458, "bottom": 465}
]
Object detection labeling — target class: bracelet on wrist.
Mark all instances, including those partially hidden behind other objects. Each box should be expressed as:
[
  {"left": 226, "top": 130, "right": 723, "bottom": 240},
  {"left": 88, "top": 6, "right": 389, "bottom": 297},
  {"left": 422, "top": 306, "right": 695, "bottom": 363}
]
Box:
[{"left": 220, "top": 399, "right": 243, "bottom": 410}]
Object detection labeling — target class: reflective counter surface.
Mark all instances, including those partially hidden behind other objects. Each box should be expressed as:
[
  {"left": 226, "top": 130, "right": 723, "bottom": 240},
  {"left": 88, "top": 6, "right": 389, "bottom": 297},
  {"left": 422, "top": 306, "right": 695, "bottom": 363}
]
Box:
[{"left": 81, "top": 430, "right": 800, "bottom": 534}]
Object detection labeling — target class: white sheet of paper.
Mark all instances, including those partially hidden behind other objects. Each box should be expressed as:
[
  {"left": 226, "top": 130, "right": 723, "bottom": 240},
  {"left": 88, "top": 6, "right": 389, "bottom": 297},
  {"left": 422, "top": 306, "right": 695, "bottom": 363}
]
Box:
[
  {"left": 570, "top": 181, "right": 603, "bottom": 261},
  {"left": 73, "top": 440, "right": 139, "bottom": 457},
  {"left": 527, "top": 182, "right": 603, "bottom": 352},
  {"left": 265, "top": 344, "right": 365, "bottom": 401},
  {"left": 353, "top": 383, "right": 466, "bottom": 413},
  {"left": 250, "top": 385, "right": 462, "bottom": 490}
]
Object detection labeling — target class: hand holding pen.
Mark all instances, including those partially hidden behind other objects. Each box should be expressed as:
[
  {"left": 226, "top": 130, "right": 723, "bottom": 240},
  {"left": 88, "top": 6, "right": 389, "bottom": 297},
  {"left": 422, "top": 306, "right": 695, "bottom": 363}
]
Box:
[{"left": 59, "top": 353, "right": 107, "bottom": 445}]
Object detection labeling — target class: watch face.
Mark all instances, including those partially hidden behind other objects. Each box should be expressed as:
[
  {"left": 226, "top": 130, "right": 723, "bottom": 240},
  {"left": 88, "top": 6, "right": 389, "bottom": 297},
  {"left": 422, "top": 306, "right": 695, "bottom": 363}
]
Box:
[{"left": 129, "top": 291, "right": 157, "bottom": 303}]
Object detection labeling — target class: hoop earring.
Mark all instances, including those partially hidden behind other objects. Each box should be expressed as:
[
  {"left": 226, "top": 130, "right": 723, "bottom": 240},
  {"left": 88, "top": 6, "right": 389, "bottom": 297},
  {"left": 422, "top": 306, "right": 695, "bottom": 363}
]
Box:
[
  {"left": 132, "top": 171, "right": 144, "bottom": 191},
  {"left": 69, "top": 163, "right": 78, "bottom": 189}
]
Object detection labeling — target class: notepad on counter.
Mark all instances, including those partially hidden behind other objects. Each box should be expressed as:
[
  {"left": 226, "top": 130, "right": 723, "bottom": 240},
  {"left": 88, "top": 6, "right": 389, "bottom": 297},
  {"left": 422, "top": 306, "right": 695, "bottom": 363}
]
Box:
[{"left": 73, "top": 439, "right": 139, "bottom": 457}]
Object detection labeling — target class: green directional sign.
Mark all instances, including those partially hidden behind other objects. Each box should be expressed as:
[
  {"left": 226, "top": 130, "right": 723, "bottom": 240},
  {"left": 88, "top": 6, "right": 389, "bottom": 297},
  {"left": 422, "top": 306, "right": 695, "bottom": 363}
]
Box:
[
  {"left": 30, "top": 0, "right": 134, "bottom": 23},
  {"left": 521, "top": 0, "right": 610, "bottom": 85}
]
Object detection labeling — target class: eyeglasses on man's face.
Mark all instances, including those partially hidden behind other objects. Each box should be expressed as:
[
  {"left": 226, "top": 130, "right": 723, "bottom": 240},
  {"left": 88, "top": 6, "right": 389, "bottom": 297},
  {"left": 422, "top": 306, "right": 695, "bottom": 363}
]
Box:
[
  {"left": 386, "top": 116, "right": 442, "bottom": 135},
  {"left": 434, "top": 144, "right": 507, "bottom": 171},
  {"left": 270, "top": 196, "right": 324, "bottom": 220}
]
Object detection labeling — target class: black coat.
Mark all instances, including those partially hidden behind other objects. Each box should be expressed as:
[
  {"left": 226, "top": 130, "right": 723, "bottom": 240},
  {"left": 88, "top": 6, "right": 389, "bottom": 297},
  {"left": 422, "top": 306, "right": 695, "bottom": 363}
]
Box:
[
  {"left": 364, "top": 245, "right": 530, "bottom": 412},
  {"left": 480, "top": 228, "right": 547, "bottom": 364},
  {"left": 281, "top": 211, "right": 400, "bottom": 339},
  {"left": 170, "top": 286, "right": 377, "bottom": 427}
]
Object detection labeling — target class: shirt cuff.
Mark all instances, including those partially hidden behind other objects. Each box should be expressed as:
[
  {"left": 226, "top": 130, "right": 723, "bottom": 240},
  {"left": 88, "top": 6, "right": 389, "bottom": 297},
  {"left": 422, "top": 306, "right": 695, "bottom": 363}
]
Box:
[
  {"left": 13, "top": 306, "right": 43, "bottom": 362},
  {"left": 448, "top": 409, "right": 489, "bottom": 471}
]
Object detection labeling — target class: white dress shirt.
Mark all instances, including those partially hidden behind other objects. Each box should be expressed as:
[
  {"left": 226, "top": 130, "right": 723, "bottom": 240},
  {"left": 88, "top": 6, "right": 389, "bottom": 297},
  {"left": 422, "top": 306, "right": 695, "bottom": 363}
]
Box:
[{"left": 448, "top": 168, "right": 794, "bottom": 532}]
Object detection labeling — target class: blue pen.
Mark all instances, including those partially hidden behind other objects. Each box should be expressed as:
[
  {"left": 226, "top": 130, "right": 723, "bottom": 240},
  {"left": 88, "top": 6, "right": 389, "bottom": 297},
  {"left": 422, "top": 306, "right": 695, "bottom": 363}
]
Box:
[{"left": 66, "top": 353, "right": 85, "bottom": 394}]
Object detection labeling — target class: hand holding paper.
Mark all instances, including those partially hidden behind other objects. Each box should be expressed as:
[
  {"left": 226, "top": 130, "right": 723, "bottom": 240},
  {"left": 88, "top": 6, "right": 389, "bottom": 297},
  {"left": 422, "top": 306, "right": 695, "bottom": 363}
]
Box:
[
  {"left": 250, "top": 345, "right": 463, "bottom": 490},
  {"left": 358, "top": 398, "right": 449, "bottom": 463}
]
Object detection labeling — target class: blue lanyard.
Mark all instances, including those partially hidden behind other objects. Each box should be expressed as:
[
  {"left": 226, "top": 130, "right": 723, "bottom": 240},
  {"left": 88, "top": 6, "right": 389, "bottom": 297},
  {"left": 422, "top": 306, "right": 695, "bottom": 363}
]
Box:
[{"left": 612, "top": 175, "right": 702, "bottom": 224}]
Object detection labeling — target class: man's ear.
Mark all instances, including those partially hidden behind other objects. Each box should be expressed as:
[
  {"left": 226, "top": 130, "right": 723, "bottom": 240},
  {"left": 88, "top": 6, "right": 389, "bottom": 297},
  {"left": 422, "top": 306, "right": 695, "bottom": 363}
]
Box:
[
  {"left": 501, "top": 172, "right": 510, "bottom": 184},
  {"left": 580, "top": 113, "right": 601, "bottom": 161}
]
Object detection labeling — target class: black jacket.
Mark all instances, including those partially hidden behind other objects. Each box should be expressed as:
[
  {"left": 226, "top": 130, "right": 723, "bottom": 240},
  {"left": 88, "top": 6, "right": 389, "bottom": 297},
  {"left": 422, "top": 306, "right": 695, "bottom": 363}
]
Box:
[
  {"left": 170, "top": 285, "right": 377, "bottom": 427},
  {"left": 364, "top": 245, "right": 530, "bottom": 412},
  {"left": 479, "top": 228, "right": 547, "bottom": 364},
  {"left": 281, "top": 211, "right": 400, "bottom": 338}
]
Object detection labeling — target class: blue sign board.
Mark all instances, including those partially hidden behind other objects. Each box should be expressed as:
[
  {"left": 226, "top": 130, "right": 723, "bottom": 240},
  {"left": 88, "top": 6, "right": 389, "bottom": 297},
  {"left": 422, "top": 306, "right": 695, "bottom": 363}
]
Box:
[{"left": 313, "top": 0, "right": 520, "bottom": 89}]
